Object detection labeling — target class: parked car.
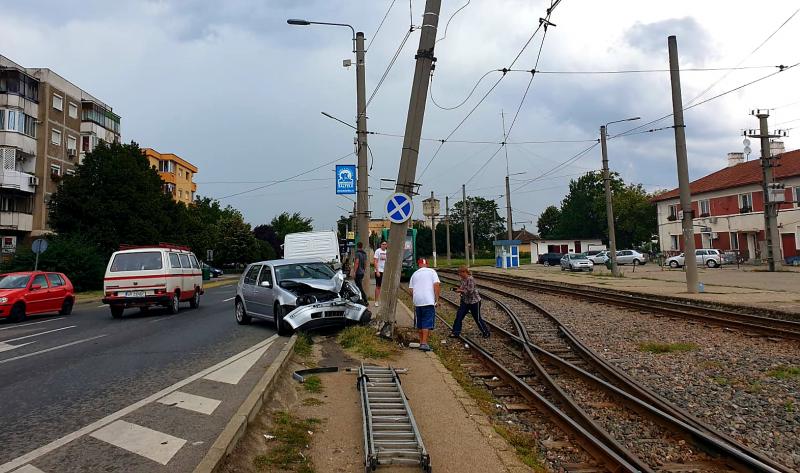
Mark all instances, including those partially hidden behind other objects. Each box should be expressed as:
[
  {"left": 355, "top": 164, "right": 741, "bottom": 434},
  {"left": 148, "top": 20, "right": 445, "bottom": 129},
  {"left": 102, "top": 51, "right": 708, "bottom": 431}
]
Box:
[
  {"left": 666, "top": 249, "right": 722, "bottom": 268},
  {"left": 589, "top": 251, "right": 609, "bottom": 264},
  {"left": 102, "top": 244, "right": 204, "bottom": 318},
  {"left": 201, "top": 262, "right": 223, "bottom": 278},
  {"left": 615, "top": 250, "right": 647, "bottom": 265},
  {"left": 560, "top": 253, "right": 594, "bottom": 272},
  {"left": 538, "top": 252, "right": 564, "bottom": 266},
  {"left": 0, "top": 272, "right": 75, "bottom": 322},
  {"left": 234, "top": 258, "right": 369, "bottom": 335}
]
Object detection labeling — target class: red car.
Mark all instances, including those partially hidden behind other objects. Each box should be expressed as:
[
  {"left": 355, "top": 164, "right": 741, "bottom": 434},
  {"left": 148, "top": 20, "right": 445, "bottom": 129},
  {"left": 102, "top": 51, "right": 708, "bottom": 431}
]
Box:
[{"left": 0, "top": 271, "right": 75, "bottom": 322}]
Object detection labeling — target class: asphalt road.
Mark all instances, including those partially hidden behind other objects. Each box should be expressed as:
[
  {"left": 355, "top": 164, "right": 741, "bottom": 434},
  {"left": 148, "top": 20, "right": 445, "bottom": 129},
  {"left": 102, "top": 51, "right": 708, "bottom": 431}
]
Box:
[{"left": 0, "top": 283, "right": 280, "bottom": 471}]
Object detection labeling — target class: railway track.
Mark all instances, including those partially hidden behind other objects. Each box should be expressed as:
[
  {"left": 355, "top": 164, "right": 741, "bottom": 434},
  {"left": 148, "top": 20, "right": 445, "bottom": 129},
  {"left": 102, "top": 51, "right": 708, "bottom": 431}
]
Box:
[{"left": 428, "top": 276, "right": 789, "bottom": 473}]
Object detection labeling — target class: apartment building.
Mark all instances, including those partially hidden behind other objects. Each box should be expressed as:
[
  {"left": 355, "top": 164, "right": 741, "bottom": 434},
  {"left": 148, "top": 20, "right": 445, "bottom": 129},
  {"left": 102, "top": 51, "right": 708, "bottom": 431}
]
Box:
[
  {"left": 144, "top": 148, "right": 198, "bottom": 204},
  {"left": 653, "top": 145, "right": 800, "bottom": 262},
  {"left": 0, "top": 54, "right": 120, "bottom": 251}
]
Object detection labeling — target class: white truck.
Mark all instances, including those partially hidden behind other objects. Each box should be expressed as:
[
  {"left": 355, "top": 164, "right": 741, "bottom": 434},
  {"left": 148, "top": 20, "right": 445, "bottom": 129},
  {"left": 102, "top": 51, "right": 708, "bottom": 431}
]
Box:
[{"left": 283, "top": 231, "right": 342, "bottom": 269}]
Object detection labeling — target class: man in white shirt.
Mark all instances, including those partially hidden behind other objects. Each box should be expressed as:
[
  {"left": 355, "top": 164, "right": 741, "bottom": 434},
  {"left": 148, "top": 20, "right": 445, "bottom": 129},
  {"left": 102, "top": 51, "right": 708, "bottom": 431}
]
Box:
[
  {"left": 408, "top": 258, "right": 440, "bottom": 352},
  {"left": 373, "top": 240, "right": 388, "bottom": 306}
]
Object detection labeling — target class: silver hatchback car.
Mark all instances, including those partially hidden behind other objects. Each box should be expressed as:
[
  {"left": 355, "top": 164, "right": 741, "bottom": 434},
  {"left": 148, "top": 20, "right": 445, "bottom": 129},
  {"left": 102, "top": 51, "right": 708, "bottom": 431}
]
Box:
[
  {"left": 560, "top": 253, "right": 594, "bottom": 272},
  {"left": 234, "top": 258, "right": 369, "bottom": 335}
]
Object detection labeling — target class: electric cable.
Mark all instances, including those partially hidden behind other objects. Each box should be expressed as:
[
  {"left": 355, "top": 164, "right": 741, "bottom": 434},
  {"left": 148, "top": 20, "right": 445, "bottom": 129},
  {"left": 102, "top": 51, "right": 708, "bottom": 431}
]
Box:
[
  {"left": 504, "top": 65, "right": 782, "bottom": 74},
  {"left": 367, "top": 0, "right": 397, "bottom": 51},
  {"left": 436, "top": 0, "right": 471, "bottom": 44},
  {"left": 512, "top": 142, "right": 600, "bottom": 193},
  {"left": 367, "top": 27, "right": 414, "bottom": 106}
]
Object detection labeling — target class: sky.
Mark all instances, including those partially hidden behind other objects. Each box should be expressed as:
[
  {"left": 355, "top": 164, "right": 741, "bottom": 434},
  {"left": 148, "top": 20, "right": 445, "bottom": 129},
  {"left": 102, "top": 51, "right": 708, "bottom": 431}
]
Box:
[{"left": 2, "top": 0, "right": 799, "bottom": 233}]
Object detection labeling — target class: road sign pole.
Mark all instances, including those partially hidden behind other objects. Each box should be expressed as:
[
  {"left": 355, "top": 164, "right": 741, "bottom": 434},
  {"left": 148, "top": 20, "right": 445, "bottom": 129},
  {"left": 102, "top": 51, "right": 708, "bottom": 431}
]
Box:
[
  {"left": 378, "top": 0, "right": 441, "bottom": 338},
  {"left": 34, "top": 252, "right": 39, "bottom": 271}
]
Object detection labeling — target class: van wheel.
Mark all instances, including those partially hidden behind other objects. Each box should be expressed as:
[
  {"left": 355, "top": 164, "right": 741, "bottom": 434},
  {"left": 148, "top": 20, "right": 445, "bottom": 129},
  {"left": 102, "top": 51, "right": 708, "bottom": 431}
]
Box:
[
  {"left": 274, "top": 305, "right": 292, "bottom": 336},
  {"left": 189, "top": 290, "right": 200, "bottom": 309},
  {"left": 235, "top": 299, "right": 251, "bottom": 325},
  {"left": 707, "top": 260, "right": 719, "bottom": 268},
  {"left": 110, "top": 305, "right": 124, "bottom": 319},
  {"left": 59, "top": 298, "right": 74, "bottom": 316},
  {"left": 168, "top": 293, "right": 180, "bottom": 314},
  {"left": 10, "top": 303, "right": 26, "bottom": 323}
]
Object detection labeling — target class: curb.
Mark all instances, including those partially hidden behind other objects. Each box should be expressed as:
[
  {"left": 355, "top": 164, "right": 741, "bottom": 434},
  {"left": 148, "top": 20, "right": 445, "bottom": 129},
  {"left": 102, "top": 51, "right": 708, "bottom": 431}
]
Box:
[
  {"left": 193, "top": 334, "right": 298, "bottom": 473},
  {"left": 75, "top": 281, "right": 236, "bottom": 306}
]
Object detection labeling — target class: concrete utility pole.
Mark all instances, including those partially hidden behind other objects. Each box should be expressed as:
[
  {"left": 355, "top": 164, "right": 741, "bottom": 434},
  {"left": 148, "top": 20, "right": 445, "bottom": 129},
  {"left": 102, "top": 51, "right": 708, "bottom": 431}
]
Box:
[
  {"left": 354, "top": 31, "right": 372, "bottom": 299},
  {"left": 429, "top": 191, "right": 437, "bottom": 267},
  {"left": 600, "top": 125, "right": 619, "bottom": 277},
  {"left": 445, "top": 196, "right": 451, "bottom": 266},
  {"left": 470, "top": 221, "right": 476, "bottom": 264},
  {"left": 378, "top": 0, "right": 442, "bottom": 337},
  {"left": 749, "top": 111, "right": 783, "bottom": 271},
  {"left": 350, "top": 201, "right": 357, "bottom": 269},
  {"left": 502, "top": 110, "right": 513, "bottom": 240},
  {"left": 668, "top": 35, "right": 698, "bottom": 294},
  {"left": 463, "top": 184, "right": 470, "bottom": 266}
]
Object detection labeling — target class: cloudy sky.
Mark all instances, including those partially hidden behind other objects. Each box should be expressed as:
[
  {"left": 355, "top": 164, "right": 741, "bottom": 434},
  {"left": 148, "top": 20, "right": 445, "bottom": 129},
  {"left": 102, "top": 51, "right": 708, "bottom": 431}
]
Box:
[{"left": 3, "top": 0, "right": 799, "bottom": 232}]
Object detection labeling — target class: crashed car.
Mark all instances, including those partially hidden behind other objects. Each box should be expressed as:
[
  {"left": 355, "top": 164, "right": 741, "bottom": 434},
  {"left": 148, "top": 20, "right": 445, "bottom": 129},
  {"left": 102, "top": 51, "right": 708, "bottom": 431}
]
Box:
[{"left": 234, "top": 258, "right": 370, "bottom": 335}]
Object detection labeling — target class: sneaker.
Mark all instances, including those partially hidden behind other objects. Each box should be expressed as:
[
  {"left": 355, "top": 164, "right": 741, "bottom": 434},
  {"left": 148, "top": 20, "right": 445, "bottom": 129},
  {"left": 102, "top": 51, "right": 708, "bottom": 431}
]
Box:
[
  {"left": 375, "top": 302, "right": 380, "bottom": 307},
  {"left": 448, "top": 333, "right": 460, "bottom": 338},
  {"left": 419, "top": 343, "right": 432, "bottom": 352}
]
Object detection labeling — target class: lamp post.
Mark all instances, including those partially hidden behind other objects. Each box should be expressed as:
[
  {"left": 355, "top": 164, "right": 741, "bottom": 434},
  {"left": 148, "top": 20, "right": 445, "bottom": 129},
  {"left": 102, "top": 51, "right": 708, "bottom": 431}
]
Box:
[
  {"left": 288, "top": 18, "right": 371, "bottom": 298},
  {"left": 600, "top": 116, "right": 639, "bottom": 277}
]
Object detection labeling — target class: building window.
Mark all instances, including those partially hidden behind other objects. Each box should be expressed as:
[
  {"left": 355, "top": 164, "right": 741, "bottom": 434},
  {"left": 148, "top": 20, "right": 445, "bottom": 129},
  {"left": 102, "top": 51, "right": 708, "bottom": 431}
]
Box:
[
  {"left": 178, "top": 190, "right": 183, "bottom": 198},
  {"left": 0, "top": 110, "right": 3, "bottom": 129},
  {"left": 68, "top": 102, "right": 78, "bottom": 118},
  {"left": 67, "top": 135, "right": 77, "bottom": 153},
  {"left": 794, "top": 187, "right": 800, "bottom": 208},
  {"left": 670, "top": 235, "right": 679, "bottom": 250},
  {"left": 0, "top": 69, "right": 40, "bottom": 102},
  {"left": 186, "top": 172, "right": 191, "bottom": 180},
  {"left": 51, "top": 129, "right": 62, "bottom": 145},
  {"left": 738, "top": 193, "right": 753, "bottom": 212},
  {"left": 53, "top": 94, "right": 63, "bottom": 111},
  {"left": 730, "top": 232, "right": 739, "bottom": 251},
  {"left": 50, "top": 164, "right": 61, "bottom": 176},
  {"left": 178, "top": 169, "right": 182, "bottom": 177},
  {"left": 699, "top": 199, "right": 710, "bottom": 216},
  {"left": 667, "top": 204, "right": 679, "bottom": 221},
  {"left": 65, "top": 168, "right": 75, "bottom": 176},
  {"left": 159, "top": 160, "right": 174, "bottom": 173}
]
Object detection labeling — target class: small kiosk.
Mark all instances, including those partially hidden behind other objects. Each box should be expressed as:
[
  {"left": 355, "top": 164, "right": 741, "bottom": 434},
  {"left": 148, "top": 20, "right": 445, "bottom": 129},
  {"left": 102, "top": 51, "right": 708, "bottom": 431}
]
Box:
[{"left": 494, "top": 240, "right": 522, "bottom": 269}]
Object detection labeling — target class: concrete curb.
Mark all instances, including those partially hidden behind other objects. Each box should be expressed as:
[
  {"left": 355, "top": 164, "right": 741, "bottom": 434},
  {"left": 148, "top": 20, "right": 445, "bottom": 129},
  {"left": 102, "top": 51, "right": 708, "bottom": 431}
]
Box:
[
  {"left": 75, "top": 280, "right": 236, "bottom": 306},
  {"left": 193, "top": 334, "right": 298, "bottom": 473}
]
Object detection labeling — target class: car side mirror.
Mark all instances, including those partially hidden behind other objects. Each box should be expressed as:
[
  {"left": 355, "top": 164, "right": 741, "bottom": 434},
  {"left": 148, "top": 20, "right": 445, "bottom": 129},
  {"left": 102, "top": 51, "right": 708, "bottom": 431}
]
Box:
[
  {"left": 260, "top": 280, "right": 271, "bottom": 288},
  {"left": 31, "top": 284, "right": 42, "bottom": 291}
]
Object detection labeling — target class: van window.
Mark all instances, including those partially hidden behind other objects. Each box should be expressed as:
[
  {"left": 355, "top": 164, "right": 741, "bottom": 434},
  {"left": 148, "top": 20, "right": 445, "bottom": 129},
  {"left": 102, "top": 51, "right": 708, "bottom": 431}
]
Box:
[
  {"left": 244, "top": 265, "right": 262, "bottom": 285},
  {"left": 111, "top": 252, "right": 163, "bottom": 272},
  {"left": 169, "top": 253, "right": 181, "bottom": 268},
  {"left": 178, "top": 254, "right": 191, "bottom": 268},
  {"left": 189, "top": 255, "right": 200, "bottom": 269}
]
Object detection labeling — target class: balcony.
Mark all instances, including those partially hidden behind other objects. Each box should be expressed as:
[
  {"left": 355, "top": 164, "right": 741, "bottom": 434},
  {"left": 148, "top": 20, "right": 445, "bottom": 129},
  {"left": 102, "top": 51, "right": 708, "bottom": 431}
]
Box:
[
  {"left": 0, "top": 169, "right": 36, "bottom": 193},
  {"left": 0, "top": 211, "right": 33, "bottom": 231}
]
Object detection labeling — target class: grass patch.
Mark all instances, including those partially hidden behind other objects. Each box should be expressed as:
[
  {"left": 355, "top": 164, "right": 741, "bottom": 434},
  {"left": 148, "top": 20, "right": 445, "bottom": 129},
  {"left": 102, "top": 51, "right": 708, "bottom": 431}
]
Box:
[
  {"left": 337, "top": 326, "right": 398, "bottom": 359},
  {"left": 786, "top": 400, "right": 795, "bottom": 413},
  {"left": 302, "top": 397, "right": 324, "bottom": 406},
  {"left": 767, "top": 365, "right": 800, "bottom": 380},
  {"left": 437, "top": 258, "right": 497, "bottom": 268},
  {"left": 74, "top": 290, "right": 104, "bottom": 302},
  {"left": 303, "top": 375, "right": 323, "bottom": 394},
  {"left": 493, "top": 425, "right": 547, "bottom": 472},
  {"left": 712, "top": 375, "right": 730, "bottom": 386},
  {"left": 638, "top": 341, "right": 698, "bottom": 354},
  {"left": 294, "top": 333, "right": 313, "bottom": 357},
  {"left": 253, "top": 411, "right": 320, "bottom": 472},
  {"left": 745, "top": 380, "right": 763, "bottom": 394}
]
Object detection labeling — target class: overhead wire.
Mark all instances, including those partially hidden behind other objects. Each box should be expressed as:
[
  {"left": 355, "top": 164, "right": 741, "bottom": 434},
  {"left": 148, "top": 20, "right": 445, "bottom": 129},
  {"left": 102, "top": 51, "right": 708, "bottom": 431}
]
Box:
[
  {"left": 436, "top": 0, "right": 470, "bottom": 44},
  {"left": 366, "top": 0, "right": 397, "bottom": 51},
  {"left": 504, "top": 65, "right": 783, "bottom": 74},
  {"left": 511, "top": 141, "right": 600, "bottom": 193},
  {"left": 367, "top": 27, "right": 414, "bottom": 106}
]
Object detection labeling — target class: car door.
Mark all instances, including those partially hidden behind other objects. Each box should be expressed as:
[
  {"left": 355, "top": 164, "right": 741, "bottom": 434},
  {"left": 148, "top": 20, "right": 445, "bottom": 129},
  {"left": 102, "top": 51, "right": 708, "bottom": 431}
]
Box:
[
  {"left": 46, "top": 273, "right": 68, "bottom": 311},
  {"left": 242, "top": 265, "right": 263, "bottom": 316},
  {"left": 250, "top": 265, "right": 275, "bottom": 318},
  {"left": 26, "top": 274, "right": 51, "bottom": 313},
  {"left": 695, "top": 250, "right": 706, "bottom": 265}
]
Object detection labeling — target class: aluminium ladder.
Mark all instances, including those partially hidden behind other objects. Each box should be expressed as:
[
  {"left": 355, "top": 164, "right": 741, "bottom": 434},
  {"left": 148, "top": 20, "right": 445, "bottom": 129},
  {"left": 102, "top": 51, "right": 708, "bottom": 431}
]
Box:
[{"left": 358, "top": 363, "right": 431, "bottom": 473}]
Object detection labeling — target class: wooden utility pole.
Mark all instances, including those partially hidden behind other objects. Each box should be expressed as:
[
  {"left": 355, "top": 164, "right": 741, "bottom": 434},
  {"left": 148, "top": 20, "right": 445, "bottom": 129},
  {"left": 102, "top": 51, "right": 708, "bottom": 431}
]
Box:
[
  {"left": 445, "top": 196, "right": 451, "bottom": 266},
  {"left": 463, "top": 184, "right": 470, "bottom": 266}
]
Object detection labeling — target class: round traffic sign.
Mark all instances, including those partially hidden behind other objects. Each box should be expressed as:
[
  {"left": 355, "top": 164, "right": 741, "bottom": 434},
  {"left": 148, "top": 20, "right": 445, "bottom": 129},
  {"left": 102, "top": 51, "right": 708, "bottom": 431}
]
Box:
[
  {"left": 32, "top": 238, "right": 48, "bottom": 254},
  {"left": 385, "top": 192, "right": 413, "bottom": 224}
]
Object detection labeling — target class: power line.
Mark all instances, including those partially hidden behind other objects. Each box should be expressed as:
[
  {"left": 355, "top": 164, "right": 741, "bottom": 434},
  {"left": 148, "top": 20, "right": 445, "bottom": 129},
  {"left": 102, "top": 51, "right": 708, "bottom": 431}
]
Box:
[
  {"left": 429, "top": 69, "right": 500, "bottom": 111},
  {"left": 774, "top": 117, "right": 800, "bottom": 127},
  {"left": 505, "top": 64, "right": 782, "bottom": 74},
  {"left": 436, "top": 0, "right": 470, "bottom": 44},
  {"left": 504, "top": 24, "right": 550, "bottom": 141},
  {"left": 367, "top": 0, "right": 397, "bottom": 51},
  {"left": 367, "top": 27, "right": 414, "bottom": 106},
  {"left": 512, "top": 142, "right": 600, "bottom": 193},
  {"left": 772, "top": 98, "right": 800, "bottom": 110},
  {"left": 197, "top": 177, "right": 329, "bottom": 185}
]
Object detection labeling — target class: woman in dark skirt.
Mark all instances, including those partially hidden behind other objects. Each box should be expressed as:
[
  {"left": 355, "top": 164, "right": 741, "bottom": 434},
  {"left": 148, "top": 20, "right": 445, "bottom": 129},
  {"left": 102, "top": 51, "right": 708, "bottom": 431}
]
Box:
[{"left": 450, "top": 266, "right": 490, "bottom": 338}]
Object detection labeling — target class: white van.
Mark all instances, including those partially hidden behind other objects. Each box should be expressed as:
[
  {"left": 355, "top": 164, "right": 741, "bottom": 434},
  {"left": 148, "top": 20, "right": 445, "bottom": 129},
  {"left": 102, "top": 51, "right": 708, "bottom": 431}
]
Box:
[
  {"left": 283, "top": 231, "right": 341, "bottom": 268},
  {"left": 102, "top": 244, "right": 203, "bottom": 318}
]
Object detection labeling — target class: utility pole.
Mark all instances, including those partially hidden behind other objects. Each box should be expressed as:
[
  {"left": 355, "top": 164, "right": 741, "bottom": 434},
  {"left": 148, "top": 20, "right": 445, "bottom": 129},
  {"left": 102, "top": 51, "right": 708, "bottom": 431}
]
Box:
[
  {"left": 668, "top": 35, "right": 698, "bottom": 294},
  {"left": 600, "top": 126, "right": 619, "bottom": 277},
  {"left": 350, "top": 201, "right": 357, "bottom": 270},
  {"left": 378, "top": 0, "right": 442, "bottom": 337},
  {"left": 747, "top": 110, "right": 784, "bottom": 271},
  {"left": 429, "top": 191, "right": 437, "bottom": 267},
  {"left": 463, "top": 184, "right": 470, "bottom": 266},
  {"left": 445, "top": 196, "right": 451, "bottom": 266},
  {"left": 354, "top": 31, "right": 372, "bottom": 299},
  {"left": 470, "top": 221, "right": 476, "bottom": 264},
  {"left": 502, "top": 110, "right": 513, "bottom": 240}
]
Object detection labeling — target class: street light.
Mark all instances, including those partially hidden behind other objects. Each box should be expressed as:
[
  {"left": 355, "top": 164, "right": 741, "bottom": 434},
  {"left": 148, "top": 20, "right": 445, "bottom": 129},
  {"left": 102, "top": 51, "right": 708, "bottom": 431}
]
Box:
[
  {"left": 600, "top": 116, "right": 639, "bottom": 277},
  {"left": 288, "top": 16, "right": 371, "bottom": 298}
]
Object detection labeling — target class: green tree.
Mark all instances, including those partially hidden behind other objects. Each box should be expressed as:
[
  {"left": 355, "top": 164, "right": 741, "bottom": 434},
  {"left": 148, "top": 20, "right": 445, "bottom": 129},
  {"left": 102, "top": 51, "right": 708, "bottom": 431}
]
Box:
[
  {"left": 253, "top": 224, "right": 281, "bottom": 258},
  {"left": 613, "top": 184, "right": 657, "bottom": 248},
  {"left": 449, "top": 197, "right": 504, "bottom": 251},
  {"left": 270, "top": 212, "right": 313, "bottom": 241},
  {"left": 215, "top": 210, "right": 259, "bottom": 265},
  {"left": 536, "top": 205, "right": 562, "bottom": 239},
  {"left": 555, "top": 172, "right": 625, "bottom": 240}
]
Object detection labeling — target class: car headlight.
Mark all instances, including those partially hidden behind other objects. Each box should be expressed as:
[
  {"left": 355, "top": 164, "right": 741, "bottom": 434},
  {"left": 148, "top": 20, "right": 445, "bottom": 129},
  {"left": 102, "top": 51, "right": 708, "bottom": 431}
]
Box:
[
  {"left": 0, "top": 297, "right": 6, "bottom": 304},
  {"left": 296, "top": 295, "right": 317, "bottom": 306}
]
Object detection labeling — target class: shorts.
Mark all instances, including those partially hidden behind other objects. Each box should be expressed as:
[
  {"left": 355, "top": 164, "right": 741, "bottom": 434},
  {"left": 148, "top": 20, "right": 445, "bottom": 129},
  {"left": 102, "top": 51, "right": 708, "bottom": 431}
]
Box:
[
  {"left": 375, "top": 273, "right": 383, "bottom": 287},
  {"left": 415, "top": 305, "right": 436, "bottom": 330}
]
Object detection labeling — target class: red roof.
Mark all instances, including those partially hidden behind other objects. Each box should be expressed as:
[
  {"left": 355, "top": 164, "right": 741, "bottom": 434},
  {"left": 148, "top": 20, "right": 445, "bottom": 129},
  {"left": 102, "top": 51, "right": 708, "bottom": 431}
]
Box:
[{"left": 652, "top": 149, "right": 800, "bottom": 202}]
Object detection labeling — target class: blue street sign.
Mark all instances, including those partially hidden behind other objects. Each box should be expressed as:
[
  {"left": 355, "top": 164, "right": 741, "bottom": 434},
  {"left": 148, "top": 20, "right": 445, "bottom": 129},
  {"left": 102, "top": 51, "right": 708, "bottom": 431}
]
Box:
[
  {"left": 386, "top": 192, "right": 413, "bottom": 224},
  {"left": 335, "top": 165, "right": 356, "bottom": 195},
  {"left": 32, "top": 238, "right": 48, "bottom": 254}
]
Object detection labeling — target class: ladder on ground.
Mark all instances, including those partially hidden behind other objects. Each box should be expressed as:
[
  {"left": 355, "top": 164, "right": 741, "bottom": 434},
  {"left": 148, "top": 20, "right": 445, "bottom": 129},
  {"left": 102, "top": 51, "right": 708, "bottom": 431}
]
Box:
[{"left": 358, "top": 363, "right": 431, "bottom": 473}]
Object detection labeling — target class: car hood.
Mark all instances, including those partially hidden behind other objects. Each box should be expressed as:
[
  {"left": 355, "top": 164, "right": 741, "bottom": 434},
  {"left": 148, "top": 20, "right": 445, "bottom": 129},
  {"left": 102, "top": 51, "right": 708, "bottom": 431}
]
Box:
[
  {"left": 0, "top": 288, "right": 25, "bottom": 297},
  {"left": 281, "top": 273, "right": 344, "bottom": 294}
]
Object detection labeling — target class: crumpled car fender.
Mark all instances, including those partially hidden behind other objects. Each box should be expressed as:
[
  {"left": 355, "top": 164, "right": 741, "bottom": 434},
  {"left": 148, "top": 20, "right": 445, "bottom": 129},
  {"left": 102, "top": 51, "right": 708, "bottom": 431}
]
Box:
[{"left": 282, "top": 299, "right": 369, "bottom": 329}]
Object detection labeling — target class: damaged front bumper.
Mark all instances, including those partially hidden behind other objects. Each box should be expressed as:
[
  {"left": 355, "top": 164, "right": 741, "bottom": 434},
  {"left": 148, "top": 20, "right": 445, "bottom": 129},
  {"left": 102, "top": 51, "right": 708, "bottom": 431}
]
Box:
[{"left": 283, "top": 299, "right": 371, "bottom": 330}]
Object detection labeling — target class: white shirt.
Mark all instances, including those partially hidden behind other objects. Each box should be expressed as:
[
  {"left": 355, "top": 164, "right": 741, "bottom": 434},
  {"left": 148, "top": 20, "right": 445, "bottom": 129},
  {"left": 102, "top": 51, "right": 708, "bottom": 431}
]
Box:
[
  {"left": 409, "top": 267, "right": 440, "bottom": 307},
  {"left": 374, "top": 248, "right": 387, "bottom": 272}
]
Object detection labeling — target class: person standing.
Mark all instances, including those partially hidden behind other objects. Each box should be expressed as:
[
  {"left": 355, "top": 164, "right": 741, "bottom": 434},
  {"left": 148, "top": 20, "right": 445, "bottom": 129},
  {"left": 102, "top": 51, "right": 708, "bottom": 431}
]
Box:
[
  {"left": 373, "top": 240, "right": 388, "bottom": 306},
  {"left": 351, "top": 242, "right": 368, "bottom": 304},
  {"left": 450, "top": 266, "right": 490, "bottom": 338},
  {"left": 408, "top": 258, "right": 440, "bottom": 352}
]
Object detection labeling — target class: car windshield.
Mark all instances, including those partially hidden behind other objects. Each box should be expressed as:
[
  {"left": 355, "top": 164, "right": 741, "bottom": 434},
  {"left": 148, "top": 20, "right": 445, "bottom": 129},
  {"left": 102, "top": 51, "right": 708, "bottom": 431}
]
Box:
[
  {"left": 0, "top": 274, "right": 30, "bottom": 289},
  {"left": 573, "top": 254, "right": 589, "bottom": 260},
  {"left": 275, "top": 262, "right": 335, "bottom": 282},
  {"left": 110, "top": 252, "right": 163, "bottom": 272}
]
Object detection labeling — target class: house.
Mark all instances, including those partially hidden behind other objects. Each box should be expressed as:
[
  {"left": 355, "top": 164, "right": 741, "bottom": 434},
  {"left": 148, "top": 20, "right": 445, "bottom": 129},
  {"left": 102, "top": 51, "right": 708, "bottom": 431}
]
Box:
[
  {"left": 511, "top": 228, "right": 538, "bottom": 256},
  {"left": 651, "top": 145, "right": 800, "bottom": 262},
  {"left": 530, "top": 238, "right": 604, "bottom": 256}
]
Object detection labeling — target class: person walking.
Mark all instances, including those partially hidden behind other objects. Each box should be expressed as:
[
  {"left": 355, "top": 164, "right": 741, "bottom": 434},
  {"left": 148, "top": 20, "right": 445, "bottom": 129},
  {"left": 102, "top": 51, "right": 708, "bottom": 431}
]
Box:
[
  {"left": 373, "top": 240, "right": 388, "bottom": 306},
  {"left": 450, "top": 266, "right": 490, "bottom": 338},
  {"left": 351, "top": 242, "right": 368, "bottom": 304},
  {"left": 408, "top": 258, "right": 440, "bottom": 352}
]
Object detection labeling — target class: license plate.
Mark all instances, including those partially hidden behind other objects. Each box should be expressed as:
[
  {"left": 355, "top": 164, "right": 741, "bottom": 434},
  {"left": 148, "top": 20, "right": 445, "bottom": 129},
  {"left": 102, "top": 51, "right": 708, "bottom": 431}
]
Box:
[{"left": 124, "top": 291, "right": 146, "bottom": 297}]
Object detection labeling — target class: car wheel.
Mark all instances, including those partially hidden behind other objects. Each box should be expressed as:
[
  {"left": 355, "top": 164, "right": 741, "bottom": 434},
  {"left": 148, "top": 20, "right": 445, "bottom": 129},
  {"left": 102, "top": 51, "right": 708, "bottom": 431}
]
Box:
[
  {"left": 560, "top": 265, "right": 565, "bottom": 271},
  {"left": 669, "top": 260, "right": 679, "bottom": 268},
  {"left": 59, "top": 298, "right": 74, "bottom": 316},
  {"left": 10, "top": 303, "right": 26, "bottom": 323},
  {"left": 274, "top": 305, "right": 292, "bottom": 336},
  {"left": 189, "top": 289, "right": 200, "bottom": 309},
  {"left": 235, "top": 299, "right": 251, "bottom": 325},
  {"left": 635, "top": 259, "right": 645, "bottom": 265},
  {"left": 168, "top": 292, "right": 180, "bottom": 315},
  {"left": 707, "top": 259, "right": 719, "bottom": 268},
  {"left": 110, "top": 305, "right": 124, "bottom": 319}
]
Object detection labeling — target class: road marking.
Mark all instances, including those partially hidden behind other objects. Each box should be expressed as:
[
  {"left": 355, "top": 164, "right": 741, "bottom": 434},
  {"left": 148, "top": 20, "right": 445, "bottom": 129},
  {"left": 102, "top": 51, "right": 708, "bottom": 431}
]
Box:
[
  {"left": 90, "top": 420, "right": 187, "bottom": 466},
  {"left": 0, "top": 334, "right": 279, "bottom": 473},
  {"left": 11, "top": 465, "right": 45, "bottom": 473},
  {"left": 157, "top": 391, "right": 221, "bottom": 415},
  {"left": 0, "top": 335, "right": 108, "bottom": 365},
  {"left": 221, "top": 297, "right": 235, "bottom": 302},
  {"left": 148, "top": 315, "right": 177, "bottom": 324},
  {"left": 203, "top": 340, "right": 274, "bottom": 385},
  {"left": 1, "top": 326, "right": 76, "bottom": 343},
  {"left": 96, "top": 304, "right": 106, "bottom": 308},
  {"left": 0, "top": 318, "right": 65, "bottom": 332},
  {"left": 0, "top": 341, "right": 35, "bottom": 353}
]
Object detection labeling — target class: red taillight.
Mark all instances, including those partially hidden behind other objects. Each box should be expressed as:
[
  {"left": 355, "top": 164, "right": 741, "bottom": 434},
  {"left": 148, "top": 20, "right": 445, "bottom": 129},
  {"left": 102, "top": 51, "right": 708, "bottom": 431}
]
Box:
[
  {"left": 105, "top": 291, "right": 113, "bottom": 296},
  {"left": 155, "top": 288, "right": 166, "bottom": 294}
]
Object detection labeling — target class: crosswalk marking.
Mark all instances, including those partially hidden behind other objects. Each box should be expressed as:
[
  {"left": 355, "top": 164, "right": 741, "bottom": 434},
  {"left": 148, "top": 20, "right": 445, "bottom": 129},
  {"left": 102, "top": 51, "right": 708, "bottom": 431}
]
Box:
[
  {"left": 0, "top": 318, "right": 64, "bottom": 332},
  {"left": 157, "top": 391, "right": 221, "bottom": 415},
  {"left": 1, "top": 326, "right": 75, "bottom": 343},
  {"left": 12, "top": 465, "right": 45, "bottom": 473},
  {"left": 203, "top": 341, "right": 273, "bottom": 385},
  {"left": 90, "top": 420, "right": 186, "bottom": 466}
]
